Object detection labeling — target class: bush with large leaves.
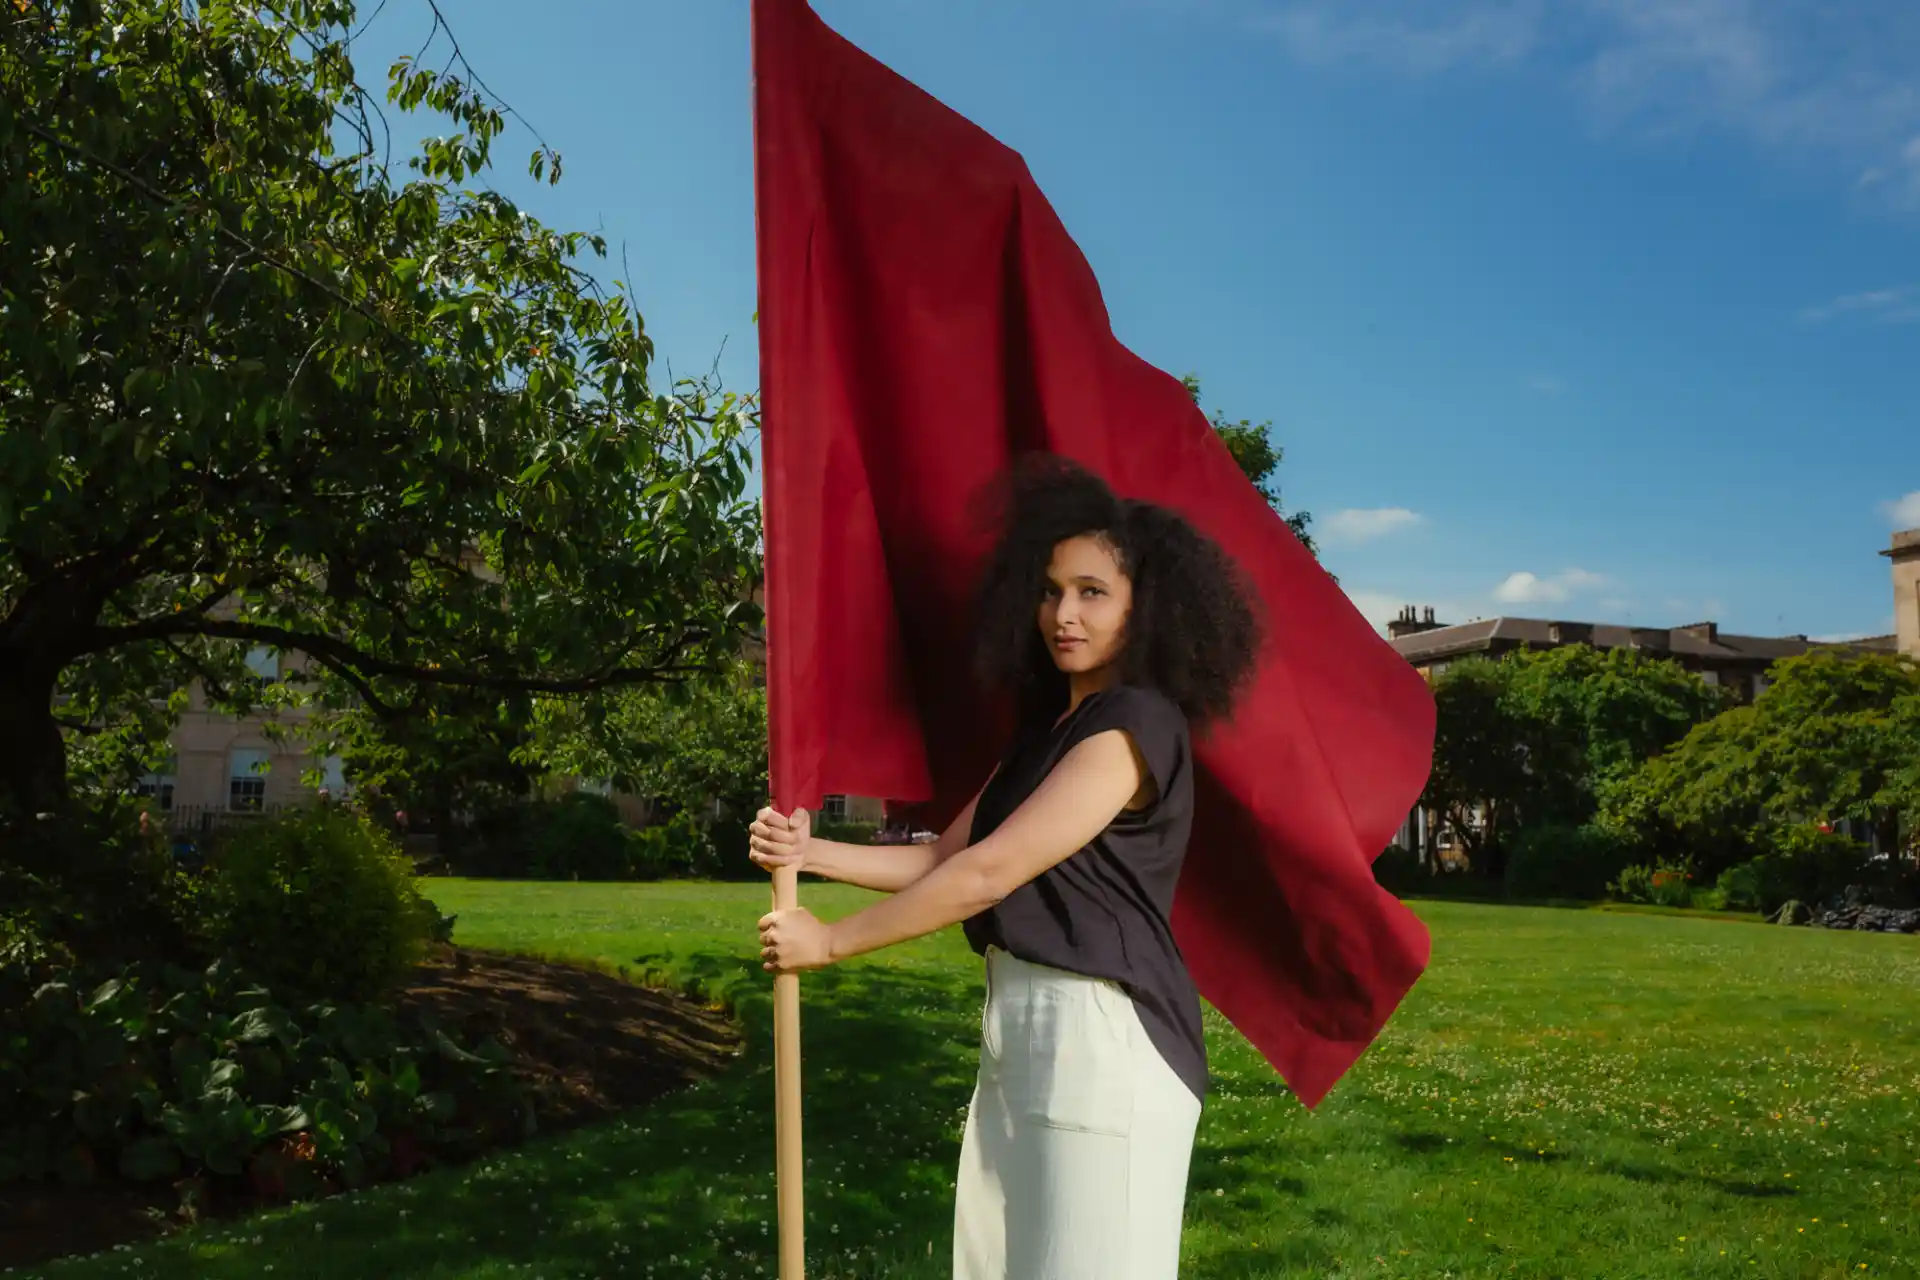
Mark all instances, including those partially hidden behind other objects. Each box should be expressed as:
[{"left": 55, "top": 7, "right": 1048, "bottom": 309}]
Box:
[
  {"left": 0, "top": 0, "right": 760, "bottom": 819},
  {"left": 0, "top": 949, "right": 528, "bottom": 1195},
  {"left": 0, "top": 797, "right": 203, "bottom": 967}
]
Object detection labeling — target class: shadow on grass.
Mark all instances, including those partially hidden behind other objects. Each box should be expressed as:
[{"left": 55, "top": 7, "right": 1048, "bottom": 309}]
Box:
[
  {"left": 36, "top": 953, "right": 986, "bottom": 1280},
  {"left": 1389, "top": 1128, "right": 1795, "bottom": 1204},
  {"left": 1598, "top": 1160, "right": 1797, "bottom": 1200}
]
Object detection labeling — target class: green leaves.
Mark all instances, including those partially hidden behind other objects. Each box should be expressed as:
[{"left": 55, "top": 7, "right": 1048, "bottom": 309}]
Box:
[
  {"left": 1601, "top": 650, "right": 1920, "bottom": 863},
  {"left": 3, "top": 0, "right": 762, "bottom": 810},
  {"left": 1, "top": 947, "right": 527, "bottom": 1193},
  {"left": 1425, "top": 647, "right": 1727, "bottom": 869},
  {"left": 116, "top": 1135, "right": 181, "bottom": 1181},
  {"left": 1183, "top": 374, "right": 1318, "bottom": 560}
]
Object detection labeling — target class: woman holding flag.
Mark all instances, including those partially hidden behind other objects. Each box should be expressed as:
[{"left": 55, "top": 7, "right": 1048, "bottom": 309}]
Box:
[{"left": 751, "top": 458, "right": 1260, "bottom": 1279}]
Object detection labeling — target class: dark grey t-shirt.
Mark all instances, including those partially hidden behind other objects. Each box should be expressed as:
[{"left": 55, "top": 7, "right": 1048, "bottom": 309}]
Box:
[{"left": 962, "top": 684, "right": 1206, "bottom": 1104}]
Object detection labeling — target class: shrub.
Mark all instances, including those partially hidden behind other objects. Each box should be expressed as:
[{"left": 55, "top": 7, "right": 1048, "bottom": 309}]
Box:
[
  {"left": 445, "top": 801, "right": 523, "bottom": 877},
  {"left": 1715, "top": 860, "right": 1765, "bottom": 912},
  {"left": 1728, "top": 825, "right": 1873, "bottom": 915},
  {"left": 704, "top": 814, "right": 757, "bottom": 881},
  {"left": 1608, "top": 859, "right": 1697, "bottom": 906},
  {"left": 1505, "top": 824, "right": 1638, "bottom": 901},
  {"left": 0, "top": 799, "right": 202, "bottom": 966},
  {"left": 1608, "top": 863, "right": 1655, "bottom": 904},
  {"left": 629, "top": 810, "right": 721, "bottom": 880},
  {"left": 455, "top": 794, "right": 656, "bottom": 881},
  {"left": 206, "top": 808, "right": 437, "bottom": 1003},
  {"left": 0, "top": 953, "right": 529, "bottom": 1195},
  {"left": 1858, "top": 857, "right": 1920, "bottom": 909},
  {"left": 1648, "top": 864, "right": 1695, "bottom": 907},
  {"left": 523, "top": 793, "right": 635, "bottom": 881},
  {"left": 1372, "top": 843, "right": 1426, "bottom": 894}
]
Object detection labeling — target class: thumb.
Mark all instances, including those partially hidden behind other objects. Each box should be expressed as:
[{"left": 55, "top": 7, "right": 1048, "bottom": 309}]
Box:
[{"left": 792, "top": 807, "right": 811, "bottom": 831}]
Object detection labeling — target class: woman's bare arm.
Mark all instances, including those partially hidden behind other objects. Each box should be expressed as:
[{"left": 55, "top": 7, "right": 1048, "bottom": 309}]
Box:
[
  {"left": 821, "top": 730, "right": 1145, "bottom": 961},
  {"left": 750, "top": 787, "right": 986, "bottom": 894}
]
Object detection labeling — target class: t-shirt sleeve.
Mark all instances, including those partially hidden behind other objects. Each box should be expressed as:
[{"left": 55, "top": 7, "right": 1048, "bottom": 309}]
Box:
[{"left": 1069, "top": 686, "right": 1187, "bottom": 805}]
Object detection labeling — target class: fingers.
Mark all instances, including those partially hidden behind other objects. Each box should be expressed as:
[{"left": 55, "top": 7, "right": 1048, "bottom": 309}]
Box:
[
  {"left": 756, "top": 806, "right": 797, "bottom": 831},
  {"left": 748, "top": 820, "right": 802, "bottom": 872},
  {"left": 749, "top": 820, "right": 796, "bottom": 844}
]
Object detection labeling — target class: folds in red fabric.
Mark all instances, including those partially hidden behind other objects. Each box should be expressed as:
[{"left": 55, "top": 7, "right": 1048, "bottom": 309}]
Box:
[{"left": 753, "top": 0, "right": 1436, "bottom": 1107}]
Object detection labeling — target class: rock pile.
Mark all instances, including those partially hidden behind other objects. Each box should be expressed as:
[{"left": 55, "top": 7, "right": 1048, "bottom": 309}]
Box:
[
  {"left": 1807, "top": 884, "right": 1920, "bottom": 933},
  {"left": 1812, "top": 902, "right": 1920, "bottom": 933}
]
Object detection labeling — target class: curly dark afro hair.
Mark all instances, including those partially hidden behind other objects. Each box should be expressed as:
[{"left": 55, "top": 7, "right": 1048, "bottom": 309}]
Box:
[{"left": 972, "top": 455, "right": 1263, "bottom": 729}]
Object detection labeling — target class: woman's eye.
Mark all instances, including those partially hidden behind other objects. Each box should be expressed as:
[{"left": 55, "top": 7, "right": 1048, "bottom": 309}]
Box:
[{"left": 1083, "top": 587, "right": 1105, "bottom": 598}]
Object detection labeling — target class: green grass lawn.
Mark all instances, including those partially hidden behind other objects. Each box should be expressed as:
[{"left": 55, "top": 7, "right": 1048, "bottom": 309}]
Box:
[{"left": 25, "top": 882, "right": 1920, "bottom": 1279}]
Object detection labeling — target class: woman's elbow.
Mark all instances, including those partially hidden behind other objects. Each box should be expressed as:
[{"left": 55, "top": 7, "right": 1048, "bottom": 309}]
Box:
[{"left": 960, "top": 865, "right": 1012, "bottom": 914}]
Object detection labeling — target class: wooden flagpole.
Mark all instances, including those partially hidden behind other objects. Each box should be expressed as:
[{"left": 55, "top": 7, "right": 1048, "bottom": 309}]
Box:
[
  {"left": 751, "top": 4, "right": 805, "bottom": 1274},
  {"left": 771, "top": 863, "right": 805, "bottom": 1279}
]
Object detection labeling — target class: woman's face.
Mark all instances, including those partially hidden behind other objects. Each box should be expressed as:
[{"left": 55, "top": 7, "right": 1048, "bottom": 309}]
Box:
[{"left": 1038, "top": 534, "right": 1133, "bottom": 676}]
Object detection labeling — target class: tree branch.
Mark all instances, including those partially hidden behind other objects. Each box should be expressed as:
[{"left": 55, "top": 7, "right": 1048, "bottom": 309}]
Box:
[
  {"left": 85, "top": 616, "right": 718, "bottom": 696},
  {"left": 162, "top": 636, "right": 242, "bottom": 708}
]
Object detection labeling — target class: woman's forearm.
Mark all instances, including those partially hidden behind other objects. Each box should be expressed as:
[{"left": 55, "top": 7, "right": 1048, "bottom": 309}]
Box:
[
  {"left": 822, "top": 738, "right": 1138, "bottom": 964},
  {"left": 827, "top": 854, "right": 999, "bottom": 961},
  {"left": 805, "top": 839, "right": 939, "bottom": 893}
]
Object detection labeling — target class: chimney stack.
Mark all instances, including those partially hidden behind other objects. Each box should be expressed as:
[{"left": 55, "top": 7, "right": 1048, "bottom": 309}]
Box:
[{"left": 1387, "top": 603, "right": 1447, "bottom": 640}]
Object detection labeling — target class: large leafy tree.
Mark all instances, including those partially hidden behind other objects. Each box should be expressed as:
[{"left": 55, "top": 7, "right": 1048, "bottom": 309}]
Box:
[
  {"left": 1420, "top": 657, "right": 1528, "bottom": 867},
  {"left": 1502, "top": 645, "right": 1727, "bottom": 828},
  {"left": 1610, "top": 650, "right": 1920, "bottom": 860},
  {"left": 302, "top": 682, "right": 543, "bottom": 835},
  {"left": 1421, "top": 646, "right": 1723, "bottom": 874},
  {"left": 1181, "top": 375, "right": 1317, "bottom": 559},
  {"left": 530, "top": 659, "right": 768, "bottom": 829},
  {"left": 0, "top": 0, "right": 760, "bottom": 815}
]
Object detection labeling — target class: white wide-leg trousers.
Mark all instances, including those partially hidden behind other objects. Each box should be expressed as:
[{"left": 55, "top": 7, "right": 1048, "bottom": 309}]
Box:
[{"left": 953, "top": 946, "right": 1202, "bottom": 1279}]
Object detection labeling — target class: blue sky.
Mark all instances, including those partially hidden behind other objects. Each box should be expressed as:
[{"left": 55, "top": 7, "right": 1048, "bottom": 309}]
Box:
[{"left": 355, "top": 0, "right": 1918, "bottom": 640}]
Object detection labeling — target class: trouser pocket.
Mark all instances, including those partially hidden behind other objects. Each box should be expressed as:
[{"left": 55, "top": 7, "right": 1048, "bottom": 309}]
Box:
[
  {"left": 980, "top": 953, "right": 1001, "bottom": 1060},
  {"left": 1017, "top": 979, "right": 1135, "bottom": 1137}
]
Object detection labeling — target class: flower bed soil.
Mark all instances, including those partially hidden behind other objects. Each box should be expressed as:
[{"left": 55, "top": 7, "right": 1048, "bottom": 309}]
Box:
[{"left": 0, "top": 949, "right": 741, "bottom": 1271}]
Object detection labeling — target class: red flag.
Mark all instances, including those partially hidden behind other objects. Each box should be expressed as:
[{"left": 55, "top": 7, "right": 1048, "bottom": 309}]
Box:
[{"left": 754, "top": 0, "right": 1436, "bottom": 1108}]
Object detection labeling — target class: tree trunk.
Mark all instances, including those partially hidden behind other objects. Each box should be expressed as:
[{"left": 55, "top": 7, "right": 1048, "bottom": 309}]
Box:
[
  {"left": 0, "top": 661, "right": 69, "bottom": 816},
  {"left": 1, "top": 566, "right": 115, "bottom": 817}
]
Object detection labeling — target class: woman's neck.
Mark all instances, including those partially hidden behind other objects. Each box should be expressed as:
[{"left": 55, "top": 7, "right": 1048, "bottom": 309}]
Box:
[{"left": 1064, "top": 665, "right": 1122, "bottom": 715}]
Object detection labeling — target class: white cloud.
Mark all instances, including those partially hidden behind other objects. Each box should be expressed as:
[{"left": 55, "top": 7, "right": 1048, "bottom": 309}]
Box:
[
  {"left": 1883, "top": 490, "right": 1920, "bottom": 528},
  {"left": 1492, "top": 567, "right": 1607, "bottom": 604},
  {"left": 1321, "top": 506, "right": 1425, "bottom": 543},
  {"left": 1255, "top": 3, "right": 1540, "bottom": 74},
  {"left": 1801, "top": 286, "right": 1918, "bottom": 324},
  {"left": 1246, "top": 1, "right": 1920, "bottom": 204}
]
